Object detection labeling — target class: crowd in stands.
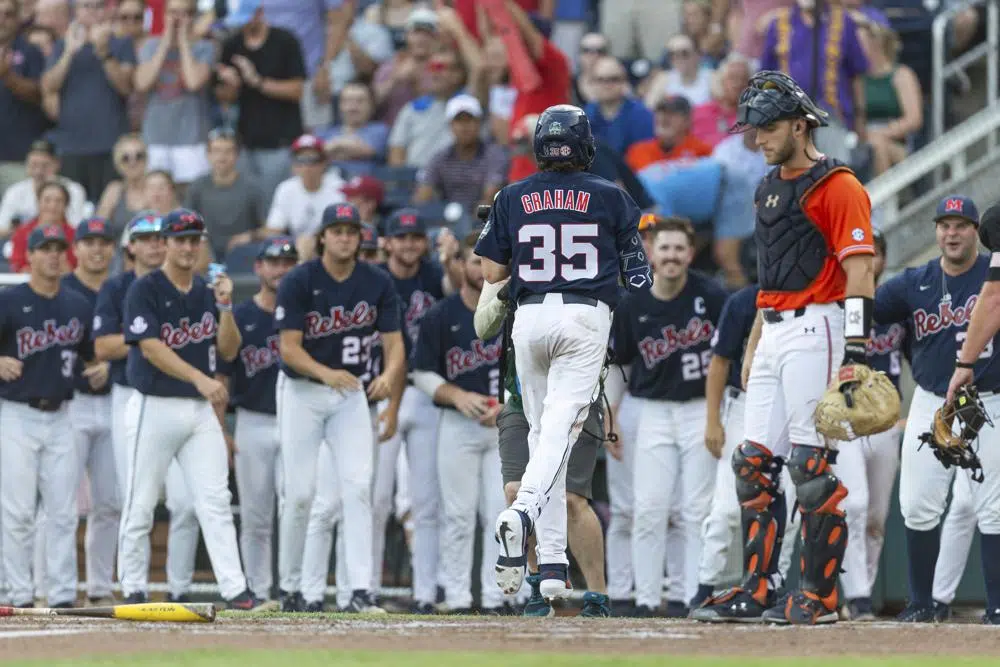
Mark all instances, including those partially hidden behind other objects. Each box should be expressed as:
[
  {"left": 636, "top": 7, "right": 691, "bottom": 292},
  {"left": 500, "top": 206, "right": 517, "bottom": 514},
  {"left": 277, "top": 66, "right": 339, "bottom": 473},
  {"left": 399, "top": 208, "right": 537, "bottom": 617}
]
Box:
[{"left": 0, "top": 0, "right": 986, "bottom": 290}]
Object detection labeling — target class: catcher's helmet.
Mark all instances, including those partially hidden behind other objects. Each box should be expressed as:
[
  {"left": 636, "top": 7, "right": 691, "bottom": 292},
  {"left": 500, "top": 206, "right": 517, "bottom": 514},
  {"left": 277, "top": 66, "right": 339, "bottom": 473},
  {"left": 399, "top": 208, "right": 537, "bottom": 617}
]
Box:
[
  {"left": 533, "top": 104, "right": 595, "bottom": 169},
  {"left": 730, "top": 70, "right": 829, "bottom": 134}
]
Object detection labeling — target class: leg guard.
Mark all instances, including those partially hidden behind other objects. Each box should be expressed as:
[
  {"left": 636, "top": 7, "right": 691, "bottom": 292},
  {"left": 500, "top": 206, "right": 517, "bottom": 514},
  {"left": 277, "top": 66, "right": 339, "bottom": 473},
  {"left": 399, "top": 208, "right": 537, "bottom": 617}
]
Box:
[
  {"left": 788, "top": 445, "right": 848, "bottom": 611},
  {"left": 732, "top": 441, "right": 787, "bottom": 605}
]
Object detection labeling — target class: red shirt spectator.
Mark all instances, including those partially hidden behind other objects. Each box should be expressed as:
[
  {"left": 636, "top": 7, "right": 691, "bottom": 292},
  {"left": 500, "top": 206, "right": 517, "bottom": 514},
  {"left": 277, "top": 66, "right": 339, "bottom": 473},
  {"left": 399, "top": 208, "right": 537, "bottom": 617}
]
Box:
[
  {"left": 508, "top": 40, "right": 571, "bottom": 182},
  {"left": 455, "top": 0, "right": 547, "bottom": 40},
  {"left": 690, "top": 56, "right": 752, "bottom": 147},
  {"left": 9, "top": 180, "right": 77, "bottom": 272}
]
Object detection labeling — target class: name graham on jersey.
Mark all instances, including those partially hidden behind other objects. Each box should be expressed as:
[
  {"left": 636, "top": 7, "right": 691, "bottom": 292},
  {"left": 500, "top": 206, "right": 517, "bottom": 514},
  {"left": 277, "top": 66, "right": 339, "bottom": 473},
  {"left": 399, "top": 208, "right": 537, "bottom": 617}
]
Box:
[
  {"left": 305, "top": 302, "right": 377, "bottom": 339},
  {"left": 445, "top": 339, "right": 502, "bottom": 380},
  {"left": 160, "top": 312, "right": 217, "bottom": 349},
  {"left": 16, "top": 318, "right": 84, "bottom": 358},
  {"left": 868, "top": 323, "right": 905, "bottom": 355},
  {"left": 913, "top": 295, "right": 976, "bottom": 340},
  {"left": 241, "top": 334, "right": 280, "bottom": 378},
  {"left": 520, "top": 189, "right": 592, "bottom": 215},
  {"left": 638, "top": 317, "right": 715, "bottom": 369}
]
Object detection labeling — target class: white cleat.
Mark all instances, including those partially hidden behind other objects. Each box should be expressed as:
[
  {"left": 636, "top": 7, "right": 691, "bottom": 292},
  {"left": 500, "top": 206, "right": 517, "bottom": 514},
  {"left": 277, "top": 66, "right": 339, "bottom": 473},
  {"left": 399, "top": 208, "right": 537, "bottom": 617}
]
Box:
[{"left": 495, "top": 508, "right": 532, "bottom": 595}]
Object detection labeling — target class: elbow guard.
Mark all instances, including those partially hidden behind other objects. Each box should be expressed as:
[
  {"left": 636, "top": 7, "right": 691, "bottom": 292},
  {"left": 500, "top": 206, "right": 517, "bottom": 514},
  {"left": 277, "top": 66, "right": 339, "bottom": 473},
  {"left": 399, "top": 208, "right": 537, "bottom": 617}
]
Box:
[
  {"left": 619, "top": 232, "right": 652, "bottom": 291},
  {"left": 474, "top": 279, "right": 510, "bottom": 339}
]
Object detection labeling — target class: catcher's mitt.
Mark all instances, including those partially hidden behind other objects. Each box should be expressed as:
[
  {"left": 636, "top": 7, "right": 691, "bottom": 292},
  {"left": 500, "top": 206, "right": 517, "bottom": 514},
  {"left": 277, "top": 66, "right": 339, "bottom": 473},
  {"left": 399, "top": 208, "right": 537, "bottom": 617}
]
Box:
[
  {"left": 918, "top": 386, "right": 992, "bottom": 483},
  {"left": 814, "top": 364, "right": 901, "bottom": 441}
]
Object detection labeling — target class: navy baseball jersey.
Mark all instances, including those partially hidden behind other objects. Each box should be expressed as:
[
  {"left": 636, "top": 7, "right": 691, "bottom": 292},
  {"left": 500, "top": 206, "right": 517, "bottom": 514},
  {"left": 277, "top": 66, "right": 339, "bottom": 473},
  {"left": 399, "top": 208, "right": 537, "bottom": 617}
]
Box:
[
  {"left": 875, "top": 253, "right": 1000, "bottom": 394},
  {"left": 612, "top": 271, "right": 729, "bottom": 401},
  {"left": 379, "top": 259, "right": 443, "bottom": 358},
  {"left": 123, "top": 270, "right": 222, "bottom": 399},
  {"left": 710, "top": 284, "right": 759, "bottom": 390},
  {"left": 475, "top": 171, "right": 650, "bottom": 308},
  {"left": 867, "top": 322, "right": 906, "bottom": 393},
  {"left": 0, "top": 283, "right": 94, "bottom": 403},
  {"left": 412, "top": 293, "right": 502, "bottom": 400},
  {"left": 92, "top": 270, "right": 136, "bottom": 387},
  {"left": 62, "top": 273, "right": 112, "bottom": 397},
  {"left": 275, "top": 259, "right": 401, "bottom": 380},
  {"left": 221, "top": 299, "right": 281, "bottom": 415}
]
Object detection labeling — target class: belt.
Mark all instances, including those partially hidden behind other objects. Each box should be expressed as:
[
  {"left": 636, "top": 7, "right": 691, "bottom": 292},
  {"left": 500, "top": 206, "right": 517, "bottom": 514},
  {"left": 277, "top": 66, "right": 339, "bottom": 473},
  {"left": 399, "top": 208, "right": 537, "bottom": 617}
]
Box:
[
  {"left": 726, "top": 386, "right": 744, "bottom": 400},
  {"left": 28, "top": 398, "right": 64, "bottom": 412},
  {"left": 761, "top": 301, "right": 844, "bottom": 324},
  {"left": 519, "top": 293, "right": 599, "bottom": 307}
]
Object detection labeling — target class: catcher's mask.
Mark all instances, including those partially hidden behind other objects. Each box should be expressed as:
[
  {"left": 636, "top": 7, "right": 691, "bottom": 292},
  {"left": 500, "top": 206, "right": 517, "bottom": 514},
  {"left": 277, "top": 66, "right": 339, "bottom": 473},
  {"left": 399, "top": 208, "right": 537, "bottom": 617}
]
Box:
[
  {"left": 730, "top": 70, "right": 829, "bottom": 134},
  {"left": 919, "top": 386, "right": 993, "bottom": 483}
]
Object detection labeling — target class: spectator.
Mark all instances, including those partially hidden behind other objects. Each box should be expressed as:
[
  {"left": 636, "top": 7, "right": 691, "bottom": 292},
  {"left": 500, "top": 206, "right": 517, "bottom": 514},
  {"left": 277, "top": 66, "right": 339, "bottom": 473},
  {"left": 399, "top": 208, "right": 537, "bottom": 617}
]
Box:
[
  {"left": 643, "top": 34, "right": 714, "bottom": 108},
  {"left": 134, "top": 0, "right": 214, "bottom": 187},
  {"left": 735, "top": 0, "right": 793, "bottom": 61},
  {"left": 683, "top": 0, "right": 727, "bottom": 65},
  {"left": 387, "top": 47, "right": 467, "bottom": 168},
  {"left": 33, "top": 0, "right": 70, "bottom": 39},
  {"left": 477, "top": 32, "right": 516, "bottom": 144},
  {"left": 8, "top": 178, "right": 76, "bottom": 272},
  {"left": 41, "top": 0, "right": 136, "bottom": 201},
  {"left": 862, "top": 23, "right": 922, "bottom": 176},
  {"left": 712, "top": 129, "right": 768, "bottom": 288},
  {"left": 625, "top": 96, "right": 713, "bottom": 176},
  {"left": 600, "top": 0, "right": 689, "bottom": 62},
  {"left": 113, "top": 0, "right": 146, "bottom": 42},
  {"left": 583, "top": 56, "right": 654, "bottom": 156},
  {"left": 324, "top": 5, "right": 395, "bottom": 108},
  {"left": 319, "top": 81, "right": 389, "bottom": 174},
  {"left": 143, "top": 168, "right": 180, "bottom": 216},
  {"left": 589, "top": 139, "right": 656, "bottom": 211},
  {"left": 265, "top": 133, "right": 345, "bottom": 256},
  {"left": 0, "top": 139, "right": 87, "bottom": 236},
  {"left": 364, "top": 0, "right": 427, "bottom": 50},
  {"left": 95, "top": 132, "right": 149, "bottom": 238},
  {"left": 690, "top": 53, "right": 750, "bottom": 147},
  {"left": 216, "top": 0, "right": 305, "bottom": 209},
  {"left": 342, "top": 174, "right": 385, "bottom": 228},
  {"left": 185, "top": 128, "right": 267, "bottom": 258},
  {"left": 414, "top": 94, "right": 507, "bottom": 216},
  {"left": 572, "top": 31, "right": 609, "bottom": 105},
  {"left": 0, "top": 0, "right": 49, "bottom": 195},
  {"left": 373, "top": 7, "right": 439, "bottom": 126},
  {"left": 453, "top": 0, "right": 555, "bottom": 40}
]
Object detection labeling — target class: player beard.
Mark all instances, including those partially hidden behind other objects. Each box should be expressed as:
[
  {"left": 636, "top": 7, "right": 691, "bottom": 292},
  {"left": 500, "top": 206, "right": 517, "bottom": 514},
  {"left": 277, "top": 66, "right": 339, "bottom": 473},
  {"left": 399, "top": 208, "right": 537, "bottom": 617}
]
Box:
[{"left": 767, "top": 134, "right": 797, "bottom": 165}]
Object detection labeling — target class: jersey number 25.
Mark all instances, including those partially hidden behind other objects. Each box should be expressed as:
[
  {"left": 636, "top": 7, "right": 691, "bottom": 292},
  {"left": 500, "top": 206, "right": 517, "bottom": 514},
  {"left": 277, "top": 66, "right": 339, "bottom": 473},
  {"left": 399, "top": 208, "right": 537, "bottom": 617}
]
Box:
[{"left": 518, "top": 223, "right": 599, "bottom": 282}]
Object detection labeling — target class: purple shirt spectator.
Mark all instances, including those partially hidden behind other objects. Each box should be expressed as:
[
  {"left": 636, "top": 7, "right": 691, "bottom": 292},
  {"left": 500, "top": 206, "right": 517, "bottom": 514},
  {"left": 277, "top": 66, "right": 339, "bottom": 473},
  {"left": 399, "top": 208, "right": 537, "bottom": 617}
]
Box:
[
  {"left": 259, "top": 0, "right": 345, "bottom": 76},
  {"left": 583, "top": 96, "right": 655, "bottom": 156},
  {"left": 761, "top": 5, "right": 869, "bottom": 129}
]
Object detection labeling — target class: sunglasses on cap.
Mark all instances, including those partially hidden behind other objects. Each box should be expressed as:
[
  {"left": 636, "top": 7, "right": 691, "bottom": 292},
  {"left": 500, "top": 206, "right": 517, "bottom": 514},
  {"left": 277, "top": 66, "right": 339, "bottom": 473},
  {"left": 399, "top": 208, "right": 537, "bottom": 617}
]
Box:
[
  {"left": 129, "top": 216, "right": 162, "bottom": 237},
  {"left": 164, "top": 212, "right": 206, "bottom": 235}
]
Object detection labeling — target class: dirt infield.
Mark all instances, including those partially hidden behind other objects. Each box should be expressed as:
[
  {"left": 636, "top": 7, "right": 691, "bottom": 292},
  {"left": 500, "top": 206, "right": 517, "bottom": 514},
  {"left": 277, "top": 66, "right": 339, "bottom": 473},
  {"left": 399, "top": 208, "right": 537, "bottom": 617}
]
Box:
[{"left": 0, "top": 614, "right": 998, "bottom": 661}]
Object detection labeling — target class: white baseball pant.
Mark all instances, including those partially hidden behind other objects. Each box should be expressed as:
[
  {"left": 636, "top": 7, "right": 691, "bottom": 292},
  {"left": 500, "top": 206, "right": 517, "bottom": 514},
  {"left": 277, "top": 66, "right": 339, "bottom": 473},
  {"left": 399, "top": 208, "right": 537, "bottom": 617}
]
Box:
[
  {"left": 606, "top": 392, "right": 637, "bottom": 600},
  {"left": 932, "top": 472, "right": 977, "bottom": 604},
  {"left": 234, "top": 408, "right": 282, "bottom": 599},
  {"left": 276, "top": 373, "right": 375, "bottom": 595},
  {"left": 119, "top": 393, "right": 248, "bottom": 600},
  {"left": 509, "top": 294, "right": 612, "bottom": 566}
]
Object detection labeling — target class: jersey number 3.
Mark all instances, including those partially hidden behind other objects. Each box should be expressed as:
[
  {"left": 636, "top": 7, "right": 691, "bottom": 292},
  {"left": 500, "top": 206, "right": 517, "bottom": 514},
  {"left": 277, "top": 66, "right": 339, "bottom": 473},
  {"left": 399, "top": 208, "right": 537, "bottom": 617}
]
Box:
[{"left": 518, "top": 223, "right": 599, "bottom": 282}]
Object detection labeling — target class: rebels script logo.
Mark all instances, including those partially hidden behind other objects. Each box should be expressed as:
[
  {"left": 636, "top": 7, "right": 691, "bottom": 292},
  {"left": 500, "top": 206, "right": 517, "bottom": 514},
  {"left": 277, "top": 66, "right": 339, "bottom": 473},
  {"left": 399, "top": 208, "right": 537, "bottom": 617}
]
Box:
[
  {"left": 160, "top": 312, "right": 217, "bottom": 349},
  {"left": 405, "top": 290, "right": 436, "bottom": 345},
  {"left": 241, "top": 335, "right": 280, "bottom": 378},
  {"left": 913, "top": 295, "right": 976, "bottom": 340},
  {"left": 868, "top": 323, "right": 905, "bottom": 356},
  {"left": 16, "top": 318, "right": 83, "bottom": 359},
  {"left": 638, "top": 317, "right": 714, "bottom": 369},
  {"left": 305, "top": 302, "right": 377, "bottom": 339},
  {"left": 445, "top": 339, "right": 501, "bottom": 380}
]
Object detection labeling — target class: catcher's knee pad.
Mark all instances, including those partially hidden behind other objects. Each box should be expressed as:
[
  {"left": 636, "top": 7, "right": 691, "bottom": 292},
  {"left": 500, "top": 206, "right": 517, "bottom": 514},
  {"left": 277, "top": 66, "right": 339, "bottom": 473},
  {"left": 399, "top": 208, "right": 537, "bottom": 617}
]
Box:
[
  {"left": 732, "top": 441, "right": 783, "bottom": 510},
  {"left": 788, "top": 445, "right": 848, "bottom": 606},
  {"left": 733, "top": 442, "right": 787, "bottom": 603}
]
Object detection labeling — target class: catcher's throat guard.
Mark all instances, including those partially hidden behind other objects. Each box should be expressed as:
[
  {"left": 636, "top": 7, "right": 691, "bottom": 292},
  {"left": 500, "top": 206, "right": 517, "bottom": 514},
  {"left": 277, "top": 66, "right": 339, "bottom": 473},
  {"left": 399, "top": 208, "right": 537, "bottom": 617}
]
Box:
[{"left": 919, "top": 386, "right": 993, "bottom": 483}]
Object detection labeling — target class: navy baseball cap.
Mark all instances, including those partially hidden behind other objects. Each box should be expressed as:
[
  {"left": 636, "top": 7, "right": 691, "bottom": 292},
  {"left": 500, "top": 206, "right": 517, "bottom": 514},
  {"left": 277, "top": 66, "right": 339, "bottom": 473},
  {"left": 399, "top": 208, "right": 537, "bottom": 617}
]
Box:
[
  {"left": 385, "top": 208, "right": 426, "bottom": 237},
  {"left": 258, "top": 235, "right": 298, "bottom": 260},
  {"left": 934, "top": 195, "right": 980, "bottom": 225},
  {"left": 161, "top": 208, "right": 207, "bottom": 237},
  {"left": 28, "top": 225, "right": 68, "bottom": 251},
  {"left": 321, "top": 202, "right": 362, "bottom": 229},
  {"left": 360, "top": 223, "right": 378, "bottom": 250},
  {"left": 75, "top": 217, "right": 114, "bottom": 241}
]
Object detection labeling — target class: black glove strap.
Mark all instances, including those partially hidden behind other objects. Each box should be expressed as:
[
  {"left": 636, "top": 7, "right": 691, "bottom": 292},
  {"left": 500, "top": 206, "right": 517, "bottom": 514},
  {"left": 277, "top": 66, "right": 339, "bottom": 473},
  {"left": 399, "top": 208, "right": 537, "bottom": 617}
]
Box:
[{"left": 843, "top": 339, "right": 868, "bottom": 366}]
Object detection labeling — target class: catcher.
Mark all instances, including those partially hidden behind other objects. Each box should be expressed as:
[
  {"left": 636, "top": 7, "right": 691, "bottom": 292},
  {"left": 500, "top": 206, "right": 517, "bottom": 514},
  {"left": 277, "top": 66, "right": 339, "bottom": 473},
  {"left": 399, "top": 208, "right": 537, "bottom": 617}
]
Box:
[{"left": 692, "top": 71, "right": 880, "bottom": 626}]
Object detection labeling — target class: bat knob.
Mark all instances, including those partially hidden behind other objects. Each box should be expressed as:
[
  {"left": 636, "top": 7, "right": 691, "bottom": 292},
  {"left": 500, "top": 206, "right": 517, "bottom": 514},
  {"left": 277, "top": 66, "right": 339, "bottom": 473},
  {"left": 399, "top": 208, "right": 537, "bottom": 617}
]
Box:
[{"left": 476, "top": 205, "right": 491, "bottom": 221}]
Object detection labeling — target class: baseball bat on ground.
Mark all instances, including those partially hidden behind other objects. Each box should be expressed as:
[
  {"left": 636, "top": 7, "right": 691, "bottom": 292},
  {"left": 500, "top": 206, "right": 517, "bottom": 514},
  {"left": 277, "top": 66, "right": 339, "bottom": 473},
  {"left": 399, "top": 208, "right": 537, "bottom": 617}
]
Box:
[{"left": 0, "top": 602, "right": 216, "bottom": 623}]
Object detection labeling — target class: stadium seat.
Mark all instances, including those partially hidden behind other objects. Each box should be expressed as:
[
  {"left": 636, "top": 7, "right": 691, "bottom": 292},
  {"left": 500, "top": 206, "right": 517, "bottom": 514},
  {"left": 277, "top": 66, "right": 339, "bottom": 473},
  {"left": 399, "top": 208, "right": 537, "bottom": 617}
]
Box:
[
  {"left": 372, "top": 165, "right": 419, "bottom": 210},
  {"left": 223, "top": 241, "right": 262, "bottom": 277}
]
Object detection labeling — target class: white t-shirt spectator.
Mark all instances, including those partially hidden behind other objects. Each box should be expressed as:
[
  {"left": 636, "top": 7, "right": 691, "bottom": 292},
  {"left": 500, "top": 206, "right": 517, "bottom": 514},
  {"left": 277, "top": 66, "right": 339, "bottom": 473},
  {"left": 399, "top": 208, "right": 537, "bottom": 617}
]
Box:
[
  {"left": 488, "top": 85, "right": 517, "bottom": 121},
  {"left": 265, "top": 171, "right": 346, "bottom": 237},
  {"left": 656, "top": 68, "right": 714, "bottom": 107},
  {"left": 329, "top": 20, "right": 395, "bottom": 94},
  {"left": 0, "top": 177, "right": 89, "bottom": 234}
]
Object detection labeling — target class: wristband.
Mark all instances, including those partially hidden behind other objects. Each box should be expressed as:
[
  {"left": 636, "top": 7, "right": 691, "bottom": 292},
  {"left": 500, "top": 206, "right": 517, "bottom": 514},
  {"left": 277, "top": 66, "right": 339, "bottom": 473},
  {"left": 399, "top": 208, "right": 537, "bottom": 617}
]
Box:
[
  {"left": 843, "top": 338, "right": 868, "bottom": 365},
  {"left": 216, "top": 301, "right": 233, "bottom": 312},
  {"left": 844, "top": 295, "right": 873, "bottom": 339},
  {"left": 956, "top": 360, "right": 976, "bottom": 369}
]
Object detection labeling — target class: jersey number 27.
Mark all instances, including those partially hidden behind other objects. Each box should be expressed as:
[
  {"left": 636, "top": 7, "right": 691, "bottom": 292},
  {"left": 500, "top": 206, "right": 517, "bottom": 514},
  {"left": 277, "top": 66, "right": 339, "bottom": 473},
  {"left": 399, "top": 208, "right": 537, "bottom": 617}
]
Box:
[{"left": 518, "top": 223, "right": 599, "bottom": 282}]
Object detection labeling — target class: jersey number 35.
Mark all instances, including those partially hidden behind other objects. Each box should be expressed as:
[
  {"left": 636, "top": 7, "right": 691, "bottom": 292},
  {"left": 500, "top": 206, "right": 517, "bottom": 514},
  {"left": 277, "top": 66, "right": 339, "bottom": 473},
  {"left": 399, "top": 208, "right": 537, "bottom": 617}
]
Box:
[{"left": 518, "top": 224, "right": 599, "bottom": 282}]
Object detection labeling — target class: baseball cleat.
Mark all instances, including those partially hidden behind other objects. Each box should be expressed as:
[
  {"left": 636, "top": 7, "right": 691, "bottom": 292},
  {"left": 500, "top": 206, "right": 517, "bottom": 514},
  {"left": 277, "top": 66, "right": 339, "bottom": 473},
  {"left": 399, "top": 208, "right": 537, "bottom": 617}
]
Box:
[
  {"left": 346, "top": 590, "right": 387, "bottom": 614},
  {"left": 280, "top": 590, "right": 305, "bottom": 612},
  {"left": 495, "top": 508, "right": 532, "bottom": 595},
  {"left": 633, "top": 604, "right": 659, "bottom": 618},
  {"left": 124, "top": 592, "right": 148, "bottom": 604},
  {"left": 765, "top": 591, "right": 837, "bottom": 625},
  {"left": 689, "top": 588, "right": 772, "bottom": 623},
  {"left": 304, "top": 601, "right": 324, "bottom": 613},
  {"left": 86, "top": 596, "right": 117, "bottom": 608},
  {"left": 933, "top": 600, "right": 952, "bottom": 622},
  {"left": 579, "top": 592, "right": 612, "bottom": 618},
  {"left": 538, "top": 563, "right": 571, "bottom": 601},
  {"left": 846, "top": 597, "right": 876, "bottom": 622},
  {"left": 166, "top": 593, "right": 192, "bottom": 603},
  {"left": 227, "top": 589, "right": 276, "bottom": 611},
  {"left": 983, "top": 608, "right": 1000, "bottom": 625},
  {"left": 411, "top": 602, "right": 436, "bottom": 615},
  {"left": 665, "top": 599, "right": 690, "bottom": 618},
  {"left": 522, "top": 573, "right": 554, "bottom": 617},
  {"left": 896, "top": 603, "right": 937, "bottom": 622}
]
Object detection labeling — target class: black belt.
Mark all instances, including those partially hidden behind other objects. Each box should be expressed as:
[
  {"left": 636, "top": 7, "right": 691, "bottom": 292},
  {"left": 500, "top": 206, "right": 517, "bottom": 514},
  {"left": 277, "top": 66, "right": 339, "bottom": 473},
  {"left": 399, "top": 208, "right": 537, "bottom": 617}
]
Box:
[
  {"left": 726, "top": 386, "right": 743, "bottom": 400},
  {"left": 519, "top": 293, "right": 599, "bottom": 307},
  {"left": 761, "top": 307, "right": 806, "bottom": 324},
  {"left": 28, "top": 398, "right": 64, "bottom": 412}
]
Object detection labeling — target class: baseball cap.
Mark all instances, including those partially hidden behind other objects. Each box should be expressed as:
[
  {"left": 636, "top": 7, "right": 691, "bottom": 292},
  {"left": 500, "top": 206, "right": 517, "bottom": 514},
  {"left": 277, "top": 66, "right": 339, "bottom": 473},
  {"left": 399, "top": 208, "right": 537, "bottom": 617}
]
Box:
[
  {"left": 655, "top": 95, "right": 692, "bottom": 115},
  {"left": 161, "top": 208, "right": 207, "bottom": 237},
  {"left": 224, "top": 0, "right": 262, "bottom": 28},
  {"left": 405, "top": 7, "right": 438, "bottom": 32},
  {"left": 291, "top": 134, "right": 324, "bottom": 154},
  {"left": 123, "top": 211, "right": 163, "bottom": 247},
  {"left": 384, "top": 208, "right": 426, "bottom": 237},
  {"left": 446, "top": 94, "right": 483, "bottom": 121},
  {"left": 257, "top": 235, "right": 298, "bottom": 260},
  {"left": 28, "top": 139, "right": 56, "bottom": 158},
  {"left": 321, "top": 202, "right": 362, "bottom": 229},
  {"left": 934, "top": 195, "right": 980, "bottom": 225},
  {"left": 341, "top": 175, "right": 385, "bottom": 205},
  {"left": 360, "top": 223, "right": 379, "bottom": 251},
  {"left": 28, "top": 225, "right": 68, "bottom": 251},
  {"left": 75, "top": 217, "right": 114, "bottom": 242}
]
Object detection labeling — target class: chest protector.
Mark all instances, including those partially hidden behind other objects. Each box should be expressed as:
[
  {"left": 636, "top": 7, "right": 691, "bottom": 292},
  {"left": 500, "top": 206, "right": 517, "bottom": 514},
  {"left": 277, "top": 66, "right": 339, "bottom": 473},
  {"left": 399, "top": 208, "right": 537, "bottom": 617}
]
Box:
[{"left": 754, "top": 158, "right": 852, "bottom": 293}]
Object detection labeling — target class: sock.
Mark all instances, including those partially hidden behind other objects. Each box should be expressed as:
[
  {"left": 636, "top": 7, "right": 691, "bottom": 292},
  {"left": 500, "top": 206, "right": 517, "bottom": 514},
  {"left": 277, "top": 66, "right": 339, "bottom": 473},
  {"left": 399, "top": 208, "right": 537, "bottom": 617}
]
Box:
[
  {"left": 694, "top": 583, "right": 714, "bottom": 603},
  {"left": 904, "top": 526, "right": 941, "bottom": 607},
  {"left": 981, "top": 533, "right": 1000, "bottom": 612}
]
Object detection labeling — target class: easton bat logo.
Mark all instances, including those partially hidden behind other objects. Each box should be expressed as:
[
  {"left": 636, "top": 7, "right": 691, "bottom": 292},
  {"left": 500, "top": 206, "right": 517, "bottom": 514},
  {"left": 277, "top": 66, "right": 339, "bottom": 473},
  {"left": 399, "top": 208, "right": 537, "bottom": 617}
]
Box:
[
  {"left": 637, "top": 317, "right": 715, "bottom": 369},
  {"left": 16, "top": 318, "right": 84, "bottom": 359}
]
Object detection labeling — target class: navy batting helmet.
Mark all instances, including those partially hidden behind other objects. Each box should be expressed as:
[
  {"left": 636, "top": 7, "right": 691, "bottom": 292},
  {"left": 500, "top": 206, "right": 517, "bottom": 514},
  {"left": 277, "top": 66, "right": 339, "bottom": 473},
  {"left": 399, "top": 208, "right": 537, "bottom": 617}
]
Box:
[
  {"left": 730, "top": 70, "right": 829, "bottom": 134},
  {"left": 533, "top": 104, "right": 595, "bottom": 169}
]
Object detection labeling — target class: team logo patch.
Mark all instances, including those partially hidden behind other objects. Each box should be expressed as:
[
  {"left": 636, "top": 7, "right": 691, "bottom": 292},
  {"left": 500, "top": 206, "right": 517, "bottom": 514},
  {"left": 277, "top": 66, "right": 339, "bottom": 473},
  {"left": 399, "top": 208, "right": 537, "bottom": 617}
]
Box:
[
  {"left": 559, "top": 145, "right": 572, "bottom": 156},
  {"left": 129, "top": 316, "right": 148, "bottom": 334},
  {"left": 945, "top": 198, "right": 964, "bottom": 213},
  {"left": 275, "top": 306, "right": 285, "bottom": 321},
  {"left": 547, "top": 121, "right": 564, "bottom": 135},
  {"left": 851, "top": 227, "right": 865, "bottom": 241}
]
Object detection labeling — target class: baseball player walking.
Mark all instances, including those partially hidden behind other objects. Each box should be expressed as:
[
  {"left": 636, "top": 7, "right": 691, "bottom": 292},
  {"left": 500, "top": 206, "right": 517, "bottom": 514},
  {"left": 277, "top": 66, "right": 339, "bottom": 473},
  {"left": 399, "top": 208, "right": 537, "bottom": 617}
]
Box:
[
  {"left": 605, "top": 218, "right": 729, "bottom": 616},
  {"left": 0, "top": 226, "right": 95, "bottom": 608},
  {"left": 92, "top": 213, "right": 201, "bottom": 604},
  {"left": 275, "top": 202, "right": 405, "bottom": 614},
  {"left": 412, "top": 233, "right": 508, "bottom": 613},
  {"left": 475, "top": 104, "right": 651, "bottom": 599},
  {"left": 693, "top": 71, "right": 876, "bottom": 625},
  {"left": 62, "top": 218, "right": 117, "bottom": 605},
  {"left": 216, "top": 237, "right": 299, "bottom": 601},
  {"left": 119, "top": 208, "right": 264, "bottom": 610}
]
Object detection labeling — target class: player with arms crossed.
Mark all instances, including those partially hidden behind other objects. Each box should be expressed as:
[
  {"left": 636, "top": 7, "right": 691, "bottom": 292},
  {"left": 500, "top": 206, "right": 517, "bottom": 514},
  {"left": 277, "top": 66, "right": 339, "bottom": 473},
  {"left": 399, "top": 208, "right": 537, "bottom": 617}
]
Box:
[
  {"left": 275, "top": 202, "right": 405, "bottom": 614},
  {"left": 0, "top": 227, "right": 95, "bottom": 609},
  {"left": 474, "top": 104, "right": 651, "bottom": 599},
  {"left": 693, "top": 70, "right": 876, "bottom": 625},
  {"left": 119, "top": 208, "right": 264, "bottom": 609}
]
